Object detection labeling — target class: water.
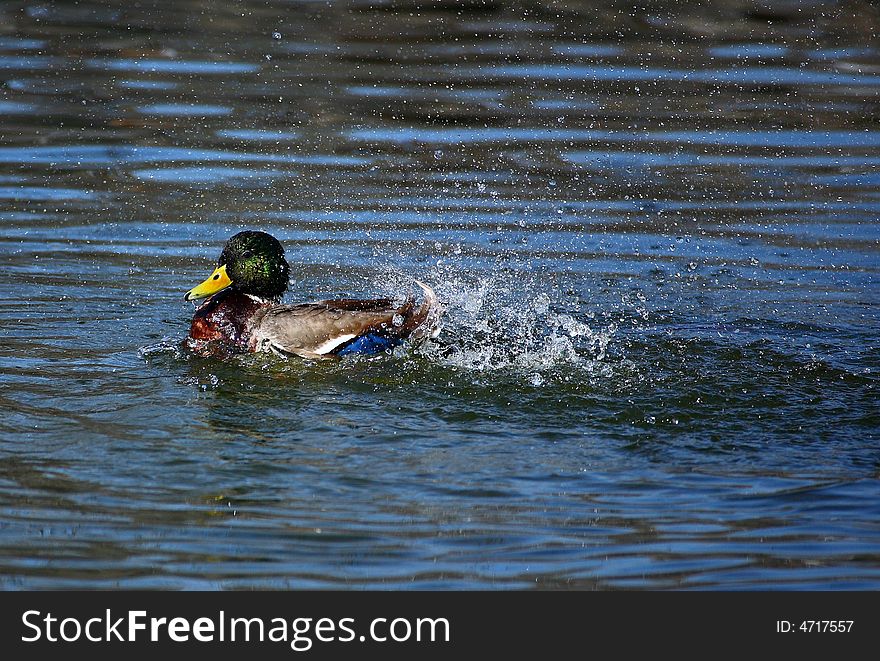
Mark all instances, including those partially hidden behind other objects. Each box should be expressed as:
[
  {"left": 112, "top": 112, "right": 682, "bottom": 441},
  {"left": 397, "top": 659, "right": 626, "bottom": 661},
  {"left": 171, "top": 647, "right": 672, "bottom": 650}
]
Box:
[{"left": 1, "top": 0, "right": 878, "bottom": 589}]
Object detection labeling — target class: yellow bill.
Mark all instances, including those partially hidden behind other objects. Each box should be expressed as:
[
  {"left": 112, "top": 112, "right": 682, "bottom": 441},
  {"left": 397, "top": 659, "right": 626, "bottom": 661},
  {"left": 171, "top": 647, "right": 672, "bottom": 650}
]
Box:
[{"left": 185, "top": 264, "right": 233, "bottom": 301}]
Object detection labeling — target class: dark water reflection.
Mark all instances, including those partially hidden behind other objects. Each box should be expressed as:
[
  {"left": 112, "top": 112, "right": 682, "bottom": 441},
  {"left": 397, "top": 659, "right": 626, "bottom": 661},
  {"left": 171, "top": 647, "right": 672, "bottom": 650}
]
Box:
[{"left": 0, "top": 0, "right": 878, "bottom": 588}]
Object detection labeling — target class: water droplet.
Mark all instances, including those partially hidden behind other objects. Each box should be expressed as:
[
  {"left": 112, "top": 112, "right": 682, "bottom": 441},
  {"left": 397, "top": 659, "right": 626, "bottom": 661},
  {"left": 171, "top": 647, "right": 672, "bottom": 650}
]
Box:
[
  {"left": 392, "top": 314, "right": 404, "bottom": 327},
  {"left": 272, "top": 31, "right": 282, "bottom": 40},
  {"left": 533, "top": 293, "right": 551, "bottom": 314}
]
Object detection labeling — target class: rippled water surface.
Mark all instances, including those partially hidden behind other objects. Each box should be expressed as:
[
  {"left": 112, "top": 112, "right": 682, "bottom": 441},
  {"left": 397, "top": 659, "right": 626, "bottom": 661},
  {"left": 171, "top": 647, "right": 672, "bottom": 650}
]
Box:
[{"left": 1, "top": 0, "right": 879, "bottom": 589}]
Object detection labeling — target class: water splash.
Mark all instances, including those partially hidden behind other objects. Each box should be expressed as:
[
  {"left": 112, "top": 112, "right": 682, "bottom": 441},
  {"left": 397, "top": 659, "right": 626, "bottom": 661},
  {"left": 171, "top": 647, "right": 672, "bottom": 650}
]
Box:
[
  {"left": 138, "top": 337, "right": 188, "bottom": 361},
  {"left": 369, "top": 261, "right": 623, "bottom": 380}
]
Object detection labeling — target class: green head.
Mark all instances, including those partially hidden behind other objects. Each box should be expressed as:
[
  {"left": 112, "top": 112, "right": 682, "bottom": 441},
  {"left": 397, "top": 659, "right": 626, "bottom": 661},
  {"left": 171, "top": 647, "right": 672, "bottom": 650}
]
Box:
[{"left": 185, "top": 230, "right": 290, "bottom": 302}]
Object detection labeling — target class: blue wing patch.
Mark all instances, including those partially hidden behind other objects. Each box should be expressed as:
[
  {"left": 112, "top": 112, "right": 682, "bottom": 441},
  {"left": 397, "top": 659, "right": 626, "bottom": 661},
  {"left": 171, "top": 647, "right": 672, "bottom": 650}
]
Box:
[{"left": 334, "top": 333, "right": 399, "bottom": 356}]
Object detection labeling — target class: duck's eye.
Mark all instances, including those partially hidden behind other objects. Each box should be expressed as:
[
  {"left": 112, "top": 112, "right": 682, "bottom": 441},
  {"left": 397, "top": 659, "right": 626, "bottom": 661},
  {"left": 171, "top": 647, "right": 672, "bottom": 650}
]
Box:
[{"left": 213, "top": 274, "right": 220, "bottom": 280}]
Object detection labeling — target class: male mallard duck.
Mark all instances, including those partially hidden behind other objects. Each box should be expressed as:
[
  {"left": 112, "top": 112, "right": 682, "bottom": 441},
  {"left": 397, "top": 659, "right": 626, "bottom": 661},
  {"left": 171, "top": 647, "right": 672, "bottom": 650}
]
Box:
[{"left": 184, "top": 230, "right": 441, "bottom": 359}]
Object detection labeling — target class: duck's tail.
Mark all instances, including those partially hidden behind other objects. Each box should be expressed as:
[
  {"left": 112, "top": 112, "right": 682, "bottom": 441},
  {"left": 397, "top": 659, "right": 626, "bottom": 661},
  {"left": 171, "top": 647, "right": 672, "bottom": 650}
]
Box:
[{"left": 400, "top": 279, "right": 443, "bottom": 343}]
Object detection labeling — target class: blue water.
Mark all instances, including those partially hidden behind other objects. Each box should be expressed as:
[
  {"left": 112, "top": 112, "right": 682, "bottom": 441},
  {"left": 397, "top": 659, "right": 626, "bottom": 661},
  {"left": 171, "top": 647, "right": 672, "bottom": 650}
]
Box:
[{"left": 0, "top": 0, "right": 878, "bottom": 589}]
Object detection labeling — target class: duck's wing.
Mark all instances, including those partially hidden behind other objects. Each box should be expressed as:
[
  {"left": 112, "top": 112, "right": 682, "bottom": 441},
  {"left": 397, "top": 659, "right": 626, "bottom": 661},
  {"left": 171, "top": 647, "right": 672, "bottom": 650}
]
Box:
[{"left": 252, "top": 281, "right": 442, "bottom": 359}]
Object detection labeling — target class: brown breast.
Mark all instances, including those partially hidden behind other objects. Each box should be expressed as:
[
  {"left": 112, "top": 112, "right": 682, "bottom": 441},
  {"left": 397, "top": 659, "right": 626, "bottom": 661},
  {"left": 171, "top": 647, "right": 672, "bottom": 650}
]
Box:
[{"left": 189, "top": 290, "right": 268, "bottom": 349}]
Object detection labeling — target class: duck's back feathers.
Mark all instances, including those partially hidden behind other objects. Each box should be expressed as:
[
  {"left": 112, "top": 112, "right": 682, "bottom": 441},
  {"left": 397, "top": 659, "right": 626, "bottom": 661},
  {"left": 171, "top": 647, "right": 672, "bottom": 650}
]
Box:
[{"left": 250, "top": 281, "right": 442, "bottom": 359}]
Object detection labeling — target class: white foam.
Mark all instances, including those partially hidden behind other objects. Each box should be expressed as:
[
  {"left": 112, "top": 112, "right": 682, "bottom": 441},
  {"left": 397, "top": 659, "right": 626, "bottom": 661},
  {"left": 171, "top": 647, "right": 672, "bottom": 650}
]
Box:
[{"left": 409, "top": 266, "right": 621, "bottom": 378}]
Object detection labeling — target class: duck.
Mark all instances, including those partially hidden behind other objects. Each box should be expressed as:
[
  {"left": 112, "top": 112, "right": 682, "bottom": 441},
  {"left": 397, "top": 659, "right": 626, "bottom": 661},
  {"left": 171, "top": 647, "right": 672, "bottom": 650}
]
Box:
[{"left": 184, "top": 230, "right": 441, "bottom": 359}]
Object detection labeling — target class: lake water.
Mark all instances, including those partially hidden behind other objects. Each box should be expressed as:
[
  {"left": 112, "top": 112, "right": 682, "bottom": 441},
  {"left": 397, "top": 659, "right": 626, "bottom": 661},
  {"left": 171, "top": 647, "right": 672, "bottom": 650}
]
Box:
[{"left": 1, "top": 0, "right": 878, "bottom": 589}]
